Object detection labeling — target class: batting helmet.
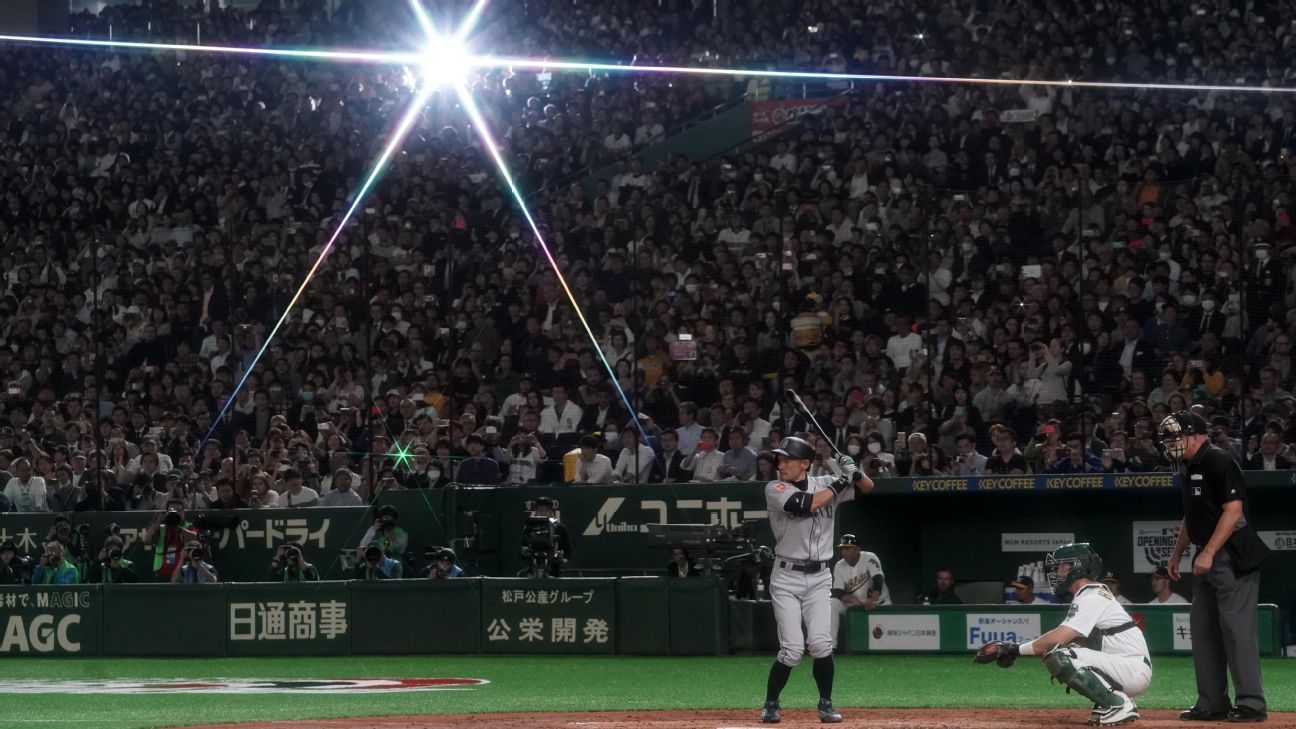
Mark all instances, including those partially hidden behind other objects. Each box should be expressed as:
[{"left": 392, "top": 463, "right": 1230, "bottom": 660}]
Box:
[
  {"left": 771, "top": 436, "right": 815, "bottom": 460},
  {"left": 1045, "top": 543, "right": 1103, "bottom": 595},
  {"left": 1157, "top": 410, "right": 1209, "bottom": 460}
]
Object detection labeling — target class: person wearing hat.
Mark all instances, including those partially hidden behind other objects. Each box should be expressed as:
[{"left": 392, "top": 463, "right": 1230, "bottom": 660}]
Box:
[
  {"left": 1146, "top": 566, "right": 1188, "bottom": 605},
  {"left": 830, "top": 533, "right": 890, "bottom": 650},
  {"left": 1099, "top": 572, "right": 1133, "bottom": 605},
  {"left": 759, "top": 436, "right": 873, "bottom": 724},
  {"left": 1010, "top": 575, "right": 1039, "bottom": 605},
  {"left": 425, "top": 548, "right": 464, "bottom": 580},
  {"left": 0, "top": 538, "right": 31, "bottom": 584},
  {"left": 1159, "top": 410, "right": 1270, "bottom": 722}
]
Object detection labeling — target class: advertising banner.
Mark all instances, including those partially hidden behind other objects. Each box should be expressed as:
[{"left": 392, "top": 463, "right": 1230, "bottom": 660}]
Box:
[
  {"left": 0, "top": 586, "right": 101, "bottom": 656},
  {"left": 750, "top": 98, "right": 846, "bottom": 134},
  {"left": 1001, "top": 533, "right": 1074, "bottom": 553},
  {"left": 865, "top": 614, "right": 941, "bottom": 650},
  {"left": 1132, "top": 521, "right": 1192, "bottom": 574},
  {"left": 1257, "top": 530, "right": 1296, "bottom": 551},
  {"left": 965, "top": 613, "right": 1042, "bottom": 649},
  {"left": 480, "top": 578, "right": 617, "bottom": 655}
]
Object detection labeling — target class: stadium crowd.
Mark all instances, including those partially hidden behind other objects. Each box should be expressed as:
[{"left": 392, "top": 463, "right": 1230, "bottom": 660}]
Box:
[{"left": 1, "top": 0, "right": 1296, "bottom": 517}]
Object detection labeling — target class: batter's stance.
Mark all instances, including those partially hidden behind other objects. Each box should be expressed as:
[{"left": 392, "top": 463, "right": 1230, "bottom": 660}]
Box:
[{"left": 761, "top": 436, "right": 873, "bottom": 724}]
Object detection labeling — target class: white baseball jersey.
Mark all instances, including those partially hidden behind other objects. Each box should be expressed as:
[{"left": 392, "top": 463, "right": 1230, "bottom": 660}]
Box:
[
  {"left": 832, "top": 550, "right": 891, "bottom": 606},
  {"left": 1145, "top": 593, "right": 1189, "bottom": 605},
  {"left": 1062, "top": 583, "right": 1150, "bottom": 662},
  {"left": 765, "top": 475, "right": 855, "bottom": 562}
]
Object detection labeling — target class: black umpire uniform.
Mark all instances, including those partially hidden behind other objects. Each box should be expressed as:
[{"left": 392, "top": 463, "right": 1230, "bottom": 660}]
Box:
[{"left": 1165, "top": 411, "right": 1269, "bottom": 721}]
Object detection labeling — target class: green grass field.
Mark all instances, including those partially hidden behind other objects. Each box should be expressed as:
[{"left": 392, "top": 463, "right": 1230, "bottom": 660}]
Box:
[{"left": 3, "top": 655, "right": 1293, "bottom": 729}]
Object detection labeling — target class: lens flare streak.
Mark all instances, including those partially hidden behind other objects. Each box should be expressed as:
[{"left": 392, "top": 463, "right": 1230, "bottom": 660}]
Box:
[
  {"left": 454, "top": 84, "right": 647, "bottom": 441},
  {"left": 205, "top": 84, "right": 436, "bottom": 444},
  {"left": 0, "top": 33, "right": 418, "bottom": 65}
]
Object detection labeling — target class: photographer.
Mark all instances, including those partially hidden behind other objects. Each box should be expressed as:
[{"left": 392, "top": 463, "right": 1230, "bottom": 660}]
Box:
[
  {"left": 270, "top": 543, "right": 320, "bottom": 582},
  {"left": 88, "top": 536, "right": 140, "bottom": 584},
  {"left": 0, "top": 539, "right": 31, "bottom": 584},
  {"left": 43, "top": 514, "right": 88, "bottom": 571},
  {"left": 859, "top": 432, "right": 897, "bottom": 478},
  {"left": 144, "top": 500, "right": 197, "bottom": 582},
  {"left": 503, "top": 430, "right": 545, "bottom": 484},
  {"left": 357, "top": 505, "right": 408, "bottom": 560},
  {"left": 32, "top": 542, "right": 80, "bottom": 585},
  {"left": 423, "top": 547, "right": 464, "bottom": 579},
  {"left": 171, "top": 540, "right": 219, "bottom": 584},
  {"left": 354, "top": 544, "right": 402, "bottom": 580},
  {"left": 950, "top": 434, "right": 988, "bottom": 476}
]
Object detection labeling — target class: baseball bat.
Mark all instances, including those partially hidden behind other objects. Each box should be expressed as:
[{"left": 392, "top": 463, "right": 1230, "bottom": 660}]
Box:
[{"left": 783, "top": 389, "right": 865, "bottom": 483}]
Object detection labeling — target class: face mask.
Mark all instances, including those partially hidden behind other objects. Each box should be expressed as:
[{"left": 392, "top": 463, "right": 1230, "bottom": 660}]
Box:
[
  {"left": 301, "top": 391, "right": 314, "bottom": 402},
  {"left": 1256, "top": 249, "right": 1270, "bottom": 261},
  {"left": 846, "top": 444, "right": 861, "bottom": 456},
  {"left": 1159, "top": 251, "right": 1172, "bottom": 261},
  {"left": 685, "top": 283, "right": 699, "bottom": 294},
  {"left": 867, "top": 442, "right": 883, "bottom": 455},
  {"left": 1180, "top": 294, "right": 1197, "bottom": 307},
  {"left": 605, "top": 432, "right": 619, "bottom": 445},
  {"left": 1201, "top": 299, "right": 1216, "bottom": 312},
  {"left": 961, "top": 242, "right": 975, "bottom": 253},
  {"left": 427, "top": 469, "right": 441, "bottom": 480}
]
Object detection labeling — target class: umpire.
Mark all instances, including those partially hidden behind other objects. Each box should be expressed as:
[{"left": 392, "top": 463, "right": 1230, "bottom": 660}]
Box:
[{"left": 1158, "top": 411, "right": 1270, "bottom": 723}]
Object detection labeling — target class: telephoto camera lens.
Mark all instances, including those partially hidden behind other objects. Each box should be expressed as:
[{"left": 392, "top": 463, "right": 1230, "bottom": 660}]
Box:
[{"left": 108, "top": 548, "right": 123, "bottom": 561}]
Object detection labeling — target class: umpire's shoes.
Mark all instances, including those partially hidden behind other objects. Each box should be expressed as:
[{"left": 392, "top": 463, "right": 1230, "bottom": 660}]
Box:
[
  {"left": 818, "top": 698, "right": 843, "bottom": 724},
  {"left": 1095, "top": 692, "right": 1138, "bottom": 726},
  {"left": 1180, "top": 706, "right": 1230, "bottom": 721},
  {"left": 1226, "top": 706, "right": 1267, "bottom": 723},
  {"left": 759, "top": 701, "right": 781, "bottom": 724}
]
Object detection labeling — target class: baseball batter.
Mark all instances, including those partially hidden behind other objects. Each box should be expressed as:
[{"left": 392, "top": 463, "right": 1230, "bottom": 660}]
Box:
[
  {"left": 830, "top": 533, "right": 890, "bottom": 650},
  {"left": 761, "top": 436, "right": 873, "bottom": 724},
  {"left": 975, "top": 543, "right": 1150, "bottom": 727}
]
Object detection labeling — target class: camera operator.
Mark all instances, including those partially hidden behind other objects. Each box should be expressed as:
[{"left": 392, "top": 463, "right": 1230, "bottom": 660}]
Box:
[
  {"left": 270, "top": 543, "right": 320, "bottom": 582},
  {"left": 423, "top": 547, "right": 464, "bottom": 579},
  {"left": 354, "top": 544, "right": 403, "bottom": 580},
  {"left": 32, "top": 541, "right": 80, "bottom": 584},
  {"left": 88, "top": 535, "right": 140, "bottom": 584},
  {"left": 170, "top": 540, "right": 219, "bottom": 584},
  {"left": 144, "top": 499, "right": 197, "bottom": 582},
  {"left": 357, "top": 505, "right": 408, "bottom": 561},
  {"left": 43, "top": 514, "right": 88, "bottom": 572},
  {"left": 0, "top": 539, "right": 32, "bottom": 584},
  {"left": 520, "top": 497, "right": 571, "bottom": 577}
]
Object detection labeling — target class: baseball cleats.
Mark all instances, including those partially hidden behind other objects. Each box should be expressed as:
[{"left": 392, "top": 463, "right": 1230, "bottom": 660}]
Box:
[
  {"left": 1090, "top": 692, "right": 1139, "bottom": 726},
  {"left": 760, "top": 701, "right": 781, "bottom": 724},
  {"left": 818, "top": 698, "right": 843, "bottom": 723}
]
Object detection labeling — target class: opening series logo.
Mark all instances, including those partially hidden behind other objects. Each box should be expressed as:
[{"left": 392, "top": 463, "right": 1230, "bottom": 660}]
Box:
[{"left": 0, "top": 678, "right": 489, "bottom": 694}]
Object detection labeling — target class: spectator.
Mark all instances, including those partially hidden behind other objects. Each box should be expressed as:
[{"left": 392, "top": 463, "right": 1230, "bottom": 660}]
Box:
[
  {"left": 503, "top": 430, "right": 546, "bottom": 484},
  {"left": 171, "top": 541, "right": 218, "bottom": 584},
  {"left": 897, "top": 433, "right": 947, "bottom": 476},
  {"left": 682, "top": 428, "right": 724, "bottom": 481},
  {"left": 4, "top": 458, "right": 49, "bottom": 512},
  {"left": 718, "top": 427, "right": 758, "bottom": 481},
  {"left": 1102, "top": 573, "right": 1134, "bottom": 606},
  {"left": 675, "top": 402, "right": 704, "bottom": 456},
  {"left": 320, "top": 468, "right": 363, "bottom": 506},
  {"left": 1247, "top": 433, "right": 1294, "bottom": 471},
  {"left": 921, "top": 568, "right": 961, "bottom": 605},
  {"left": 572, "top": 434, "right": 614, "bottom": 484},
  {"left": 860, "top": 432, "right": 898, "bottom": 478},
  {"left": 1049, "top": 433, "right": 1105, "bottom": 474},
  {"left": 355, "top": 545, "right": 402, "bottom": 580},
  {"left": 611, "top": 428, "right": 655, "bottom": 484},
  {"left": 653, "top": 430, "right": 693, "bottom": 483},
  {"left": 1146, "top": 566, "right": 1188, "bottom": 605},
  {"left": 539, "top": 385, "right": 583, "bottom": 436},
  {"left": 280, "top": 469, "right": 320, "bottom": 508},
  {"left": 248, "top": 472, "right": 280, "bottom": 509},
  {"left": 209, "top": 478, "right": 248, "bottom": 510},
  {"left": 32, "top": 542, "right": 79, "bottom": 585},
  {"left": 950, "top": 434, "right": 988, "bottom": 476},
  {"left": 455, "top": 435, "right": 502, "bottom": 484}
]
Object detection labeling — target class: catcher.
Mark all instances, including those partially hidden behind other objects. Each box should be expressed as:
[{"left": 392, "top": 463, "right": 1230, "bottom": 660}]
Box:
[{"left": 974, "top": 543, "right": 1150, "bottom": 727}]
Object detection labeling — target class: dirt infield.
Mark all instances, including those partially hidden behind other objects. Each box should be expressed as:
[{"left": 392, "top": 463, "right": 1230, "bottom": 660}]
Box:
[{"left": 185, "top": 708, "right": 1296, "bottom": 728}]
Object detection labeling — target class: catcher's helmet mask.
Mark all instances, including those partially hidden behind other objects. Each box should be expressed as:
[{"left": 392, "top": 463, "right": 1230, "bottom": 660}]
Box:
[
  {"left": 1045, "top": 543, "right": 1104, "bottom": 595},
  {"left": 1158, "top": 410, "right": 1209, "bottom": 460}
]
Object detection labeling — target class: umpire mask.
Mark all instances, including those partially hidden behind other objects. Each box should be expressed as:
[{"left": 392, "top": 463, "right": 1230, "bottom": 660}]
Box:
[{"left": 1157, "top": 410, "right": 1208, "bottom": 461}]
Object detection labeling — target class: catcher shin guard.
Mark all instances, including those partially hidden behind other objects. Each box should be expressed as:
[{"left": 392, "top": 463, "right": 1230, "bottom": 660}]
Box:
[{"left": 1044, "top": 647, "right": 1122, "bottom": 708}]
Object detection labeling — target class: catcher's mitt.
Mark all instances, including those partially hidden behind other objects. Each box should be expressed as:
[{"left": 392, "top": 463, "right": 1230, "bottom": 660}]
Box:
[{"left": 973, "top": 640, "right": 1019, "bottom": 668}]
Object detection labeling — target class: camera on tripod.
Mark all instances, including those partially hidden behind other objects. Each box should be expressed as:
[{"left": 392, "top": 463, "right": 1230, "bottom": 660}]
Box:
[{"left": 519, "top": 516, "right": 563, "bottom": 577}]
